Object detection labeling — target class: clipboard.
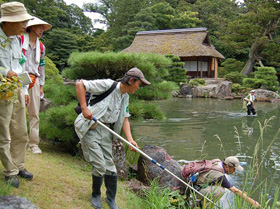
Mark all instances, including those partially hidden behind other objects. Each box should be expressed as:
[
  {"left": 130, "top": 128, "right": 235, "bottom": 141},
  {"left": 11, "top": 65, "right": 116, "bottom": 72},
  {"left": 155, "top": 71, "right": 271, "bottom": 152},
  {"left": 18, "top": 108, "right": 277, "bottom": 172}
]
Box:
[{"left": 18, "top": 72, "right": 32, "bottom": 85}]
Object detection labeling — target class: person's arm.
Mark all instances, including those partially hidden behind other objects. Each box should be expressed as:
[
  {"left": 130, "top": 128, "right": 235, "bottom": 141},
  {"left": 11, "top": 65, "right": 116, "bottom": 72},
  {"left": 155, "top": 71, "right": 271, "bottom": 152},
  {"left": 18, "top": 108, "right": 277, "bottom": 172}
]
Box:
[
  {"left": 122, "top": 117, "right": 139, "bottom": 151},
  {"left": 229, "top": 186, "right": 261, "bottom": 208},
  {"left": 76, "top": 80, "right": 92, "bottom": 120}
]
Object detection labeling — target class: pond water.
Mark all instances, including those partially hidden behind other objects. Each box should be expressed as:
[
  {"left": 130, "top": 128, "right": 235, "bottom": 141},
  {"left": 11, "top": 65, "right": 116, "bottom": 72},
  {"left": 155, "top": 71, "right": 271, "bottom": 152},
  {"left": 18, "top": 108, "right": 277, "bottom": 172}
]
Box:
[{"left": 131, "top": 98, "right": 280, "bottom": 203}]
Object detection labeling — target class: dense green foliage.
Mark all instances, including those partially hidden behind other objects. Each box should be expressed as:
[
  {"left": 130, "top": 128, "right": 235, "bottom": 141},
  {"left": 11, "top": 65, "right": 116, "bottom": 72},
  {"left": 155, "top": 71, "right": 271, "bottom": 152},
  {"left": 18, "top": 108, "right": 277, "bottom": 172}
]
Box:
[
  {"left": 243, "top": 67, "right": 279, "bottom": 91},
  {"left": 164, "top": 55, "right": 187, "bottom": 85},
  {"left": 224, "top": 72, "right": 247, "bottom": 85},
  {"left": 219, "top": 58, "right": 245, "bottom": 77},
  {"left": 188, "top": 78, "right": 206, "bottom": 87},
  {"left": 63, "top": 51, "right": 171, "bottom": 82},
  {"left": 44, "top": 56, "right": 64, "bottom": 84}
]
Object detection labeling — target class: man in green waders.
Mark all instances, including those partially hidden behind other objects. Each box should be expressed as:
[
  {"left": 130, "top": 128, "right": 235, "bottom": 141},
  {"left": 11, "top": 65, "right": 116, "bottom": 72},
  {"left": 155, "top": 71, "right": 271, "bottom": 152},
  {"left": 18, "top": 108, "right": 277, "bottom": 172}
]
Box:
[
  {"left": 74, "top": 67, "right": 150, "bottom": 209},
  {"left": 243, "top": 90, "right": 256, "bottom": 116}
]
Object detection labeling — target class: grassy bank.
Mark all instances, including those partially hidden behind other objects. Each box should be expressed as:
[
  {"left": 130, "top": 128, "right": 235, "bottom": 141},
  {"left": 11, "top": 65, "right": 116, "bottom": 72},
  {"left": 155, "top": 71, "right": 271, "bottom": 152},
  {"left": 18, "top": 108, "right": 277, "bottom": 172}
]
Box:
[{"left": 0, "top": 143, "right": 147, "bottom": 209}]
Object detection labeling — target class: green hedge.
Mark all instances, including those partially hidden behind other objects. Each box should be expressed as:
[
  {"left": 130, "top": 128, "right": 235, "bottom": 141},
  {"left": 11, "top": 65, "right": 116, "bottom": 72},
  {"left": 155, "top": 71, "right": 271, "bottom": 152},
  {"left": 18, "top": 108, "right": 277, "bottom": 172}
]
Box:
[{"left": 62, "top": 51, "right": 171, "bottom": 84}]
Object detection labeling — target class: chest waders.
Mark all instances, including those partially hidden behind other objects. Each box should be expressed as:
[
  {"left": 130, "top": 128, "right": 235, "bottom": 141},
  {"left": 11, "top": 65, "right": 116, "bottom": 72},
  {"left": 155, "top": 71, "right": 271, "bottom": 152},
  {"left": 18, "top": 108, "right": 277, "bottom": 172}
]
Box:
[{"left": 92, "top": 116, "right": 221, "bottom": 209}]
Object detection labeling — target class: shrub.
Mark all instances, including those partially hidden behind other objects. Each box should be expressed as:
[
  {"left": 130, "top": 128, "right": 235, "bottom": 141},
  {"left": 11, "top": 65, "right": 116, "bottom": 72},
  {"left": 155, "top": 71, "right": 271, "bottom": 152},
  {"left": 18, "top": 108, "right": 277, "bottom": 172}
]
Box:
[
  {"left": 62, "top": 51, "right": 171, "bottom": 84},
  {"left": 164, "top": 55, "right": 187, "bottom": 85},
  {"left": 219, "top": 58, "right": 245, "bottom": 77},
  {"left": 132, "top": 81, "right": 178, "bottom": 100},
  {"left": 43, "top": 84, "right": 76, "bottom": 106},
  {"left": 45, "top": 56, "right": 63, "bottom": 85},
  {"left": 129, "top": 100, "right": 165, "bottom": 121},
  {"left": 242, "top": 67, "right": 279, "bottom": 91},
  {"left": 188, "top": 78, "right": 206, "bottom": 87},
  {"left": 243, "top": 78, "right": 259, "bottom": 89},
  {"left": 40, "top": 102, "right": 79, "bottom": 154},
  {"left": 224, "top": 72, "right": 247, "bottom": 84},
  {"left": 232, "top": 83, "right": 242, "bottom": 93}
]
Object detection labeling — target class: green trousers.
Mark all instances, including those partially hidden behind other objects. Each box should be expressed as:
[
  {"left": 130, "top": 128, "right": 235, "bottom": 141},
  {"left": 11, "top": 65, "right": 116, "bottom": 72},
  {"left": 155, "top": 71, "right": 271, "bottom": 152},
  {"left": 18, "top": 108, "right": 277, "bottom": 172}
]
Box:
[{"left": 81, "top": 124, "right": 116, "bottom": 176}]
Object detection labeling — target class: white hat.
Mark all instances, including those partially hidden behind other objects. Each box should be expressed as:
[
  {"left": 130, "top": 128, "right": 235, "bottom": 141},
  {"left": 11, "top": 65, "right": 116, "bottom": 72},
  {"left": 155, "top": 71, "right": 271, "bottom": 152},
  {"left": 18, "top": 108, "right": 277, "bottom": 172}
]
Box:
[
  {"left": 250, "top": 90, "right": 255, "bottom": 93},
  {"left": 0, "top": 2, "right": 33, "bottom": 23},
  {"left": 27, "top": 16, "right": 52, "bottom": 31},
  {"left": 224, "top": 156, "right": 244, "bottom": 171}
]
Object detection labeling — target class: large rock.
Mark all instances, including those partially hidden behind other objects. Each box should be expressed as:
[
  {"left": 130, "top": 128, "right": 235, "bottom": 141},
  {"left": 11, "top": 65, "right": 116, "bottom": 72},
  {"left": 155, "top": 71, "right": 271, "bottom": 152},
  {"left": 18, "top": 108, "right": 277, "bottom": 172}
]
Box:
[
  {"left": 137, "top": 145, "right": 184, "bottom": 190},
  {"left": 112, "top": 139, "right": 128, "bottom": 180},
  {"left": 0, "top": 196, "right": 37, "bottom": 209},
  {"left": 254, "top": 89, "right": 280, "bottom": 103},
  {"left": 191, "top": 79, "right": 232, "bottom": 98}
]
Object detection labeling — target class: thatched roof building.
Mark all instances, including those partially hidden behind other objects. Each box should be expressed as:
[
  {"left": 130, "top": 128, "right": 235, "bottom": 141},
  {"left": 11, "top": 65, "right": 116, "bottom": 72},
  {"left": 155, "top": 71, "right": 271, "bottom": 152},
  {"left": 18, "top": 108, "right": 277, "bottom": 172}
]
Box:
[{"left": 123, "top": 28, "right": 225, "bottom": 78}]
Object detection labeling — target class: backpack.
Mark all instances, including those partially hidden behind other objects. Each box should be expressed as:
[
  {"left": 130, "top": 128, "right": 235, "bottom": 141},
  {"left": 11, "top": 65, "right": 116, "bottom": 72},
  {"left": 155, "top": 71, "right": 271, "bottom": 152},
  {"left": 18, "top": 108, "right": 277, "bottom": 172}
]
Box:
[
  {"left": 181, "top": 159, "right": 223, "bottom": 179},
  {"left": 74, "top": 81, "right": 118, "bottom": 115}
]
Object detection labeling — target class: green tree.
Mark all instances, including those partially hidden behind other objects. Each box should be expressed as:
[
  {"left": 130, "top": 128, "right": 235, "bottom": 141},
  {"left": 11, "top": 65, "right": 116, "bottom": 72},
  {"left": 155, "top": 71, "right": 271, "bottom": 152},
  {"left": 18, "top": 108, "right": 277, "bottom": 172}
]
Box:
[
  {"left": 243, "top": 67, "right": 279, "bottom": 91},
  {"left": 184, "top": 0, "right": 242, "bottom": 58},
  {"left": 44, "top": 28, "right": 78, "bottom": 70},
  {"left": 223, "top": 0, "right": 280, "bottom": 75},
  {"left": 113, "top": 2, "right": 200, "bottom": 50},
  {"left": 23, "top": 0, "right": 93, "bottom": 34},
  {"left": 165, "top": 55, "right": 187, "bottom": 85}
]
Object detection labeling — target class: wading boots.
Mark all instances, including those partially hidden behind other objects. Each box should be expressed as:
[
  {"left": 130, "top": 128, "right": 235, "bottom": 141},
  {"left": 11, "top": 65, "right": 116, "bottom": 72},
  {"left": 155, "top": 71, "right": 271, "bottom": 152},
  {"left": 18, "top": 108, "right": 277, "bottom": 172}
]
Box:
[
  {"left": 104, "top": 174, "right": 118, "bottom": 209},
  {"left": 91, "top": 175, "right": 103, "bottom": 209}
]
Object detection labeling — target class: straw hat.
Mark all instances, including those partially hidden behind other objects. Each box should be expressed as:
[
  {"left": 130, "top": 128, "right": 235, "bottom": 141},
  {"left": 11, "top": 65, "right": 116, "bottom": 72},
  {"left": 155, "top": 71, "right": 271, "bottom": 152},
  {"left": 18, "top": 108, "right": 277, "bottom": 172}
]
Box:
[
  {"left": 26, "top": 16, "right": 52, "bottom": 31},
  {"left": 0, "top": 2, "right": 33, "bottom": 23}
]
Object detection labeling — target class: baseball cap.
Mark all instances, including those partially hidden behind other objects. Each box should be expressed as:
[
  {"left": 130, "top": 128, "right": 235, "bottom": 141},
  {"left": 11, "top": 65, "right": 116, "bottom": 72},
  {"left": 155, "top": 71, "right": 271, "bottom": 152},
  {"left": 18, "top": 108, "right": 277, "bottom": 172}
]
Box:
[
  {"left": 126, "top": 67, "right": 151, "bottom": 85},
  {"left": 224, "top": 156, "right": 244, "bottom": 171},
  {"left": 0, "top": 2, "right": 33, "bottom": 23},
  {"left": 250, "top": 90, "right": 255, "bottom": 93}
]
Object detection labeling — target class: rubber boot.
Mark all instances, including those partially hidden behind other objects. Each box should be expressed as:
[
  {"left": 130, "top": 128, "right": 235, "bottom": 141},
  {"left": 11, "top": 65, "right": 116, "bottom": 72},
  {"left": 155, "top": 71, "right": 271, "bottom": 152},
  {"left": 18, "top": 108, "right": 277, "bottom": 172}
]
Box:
[
  {"left": 91, "top": 175, "right": 103, "bottom": 209},
  {"left": 104, "top": 175, "right": 118, "bottom": 209}
]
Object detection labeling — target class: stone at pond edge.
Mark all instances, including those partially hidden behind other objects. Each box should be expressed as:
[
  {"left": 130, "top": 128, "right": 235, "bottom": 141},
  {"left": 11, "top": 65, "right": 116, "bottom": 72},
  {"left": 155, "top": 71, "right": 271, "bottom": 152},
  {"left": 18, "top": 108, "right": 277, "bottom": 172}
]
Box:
[
  {"left": 137, "top": 144, "right": 185, "bottom": 191},
  {"left": 0, "top": 195, "right": 37, "bottom": 209}
]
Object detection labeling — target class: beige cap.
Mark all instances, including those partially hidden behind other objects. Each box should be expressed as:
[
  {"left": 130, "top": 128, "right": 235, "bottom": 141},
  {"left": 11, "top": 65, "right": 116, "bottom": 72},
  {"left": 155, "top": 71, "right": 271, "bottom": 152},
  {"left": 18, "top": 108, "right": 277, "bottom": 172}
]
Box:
[
  {"left": 0, "top": 2, "right": 33, "bottom": 23},
  {"left": 126, "top": 67, "right": 151, "bottom": 85},
  {"left": 224, "top": 156, "right": 244, "bottom": 171},
  {"left": 27, "top": 16, "right": 52, "bottom": 31}
]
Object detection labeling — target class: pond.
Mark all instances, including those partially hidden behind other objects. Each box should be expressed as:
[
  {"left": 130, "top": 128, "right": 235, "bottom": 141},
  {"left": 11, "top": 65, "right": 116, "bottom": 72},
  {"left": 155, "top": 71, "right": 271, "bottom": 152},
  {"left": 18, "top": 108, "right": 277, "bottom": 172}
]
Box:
[{"left": 131, "top": 97, "right": 280, "bottom": 204}]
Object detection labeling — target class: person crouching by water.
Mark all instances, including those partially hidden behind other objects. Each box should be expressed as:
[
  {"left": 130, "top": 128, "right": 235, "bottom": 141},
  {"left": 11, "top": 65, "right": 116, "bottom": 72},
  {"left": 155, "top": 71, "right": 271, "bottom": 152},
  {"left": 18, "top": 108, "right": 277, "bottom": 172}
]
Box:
[
  {"left": 74, "top": 67, "right": 150, "bottom": 209},
  {"left": 243, "top": 90, "right": 256, "bottom": 116},
  {"left": 193, "top": 156, "right": 261, "bottom": 208}
]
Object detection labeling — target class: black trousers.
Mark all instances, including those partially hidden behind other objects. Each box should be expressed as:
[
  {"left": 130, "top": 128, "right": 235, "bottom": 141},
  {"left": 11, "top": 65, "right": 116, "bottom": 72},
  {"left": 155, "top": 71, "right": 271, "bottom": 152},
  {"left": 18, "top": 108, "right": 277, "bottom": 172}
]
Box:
[{"left": 247, "top": 104, "right": 256, "bottom": 115}]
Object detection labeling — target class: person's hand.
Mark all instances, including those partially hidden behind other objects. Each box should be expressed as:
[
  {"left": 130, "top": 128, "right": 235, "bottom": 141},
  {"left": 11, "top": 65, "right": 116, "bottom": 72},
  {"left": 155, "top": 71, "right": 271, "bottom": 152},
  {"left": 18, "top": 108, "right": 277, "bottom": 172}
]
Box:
[
  {"left": 40, "top": 85, "right": 44, "bottom": 96},
  {"left": 7, "top": 70, "right": 17, "bottom": 78},
  {"left": 82, "top": 107, "right": 92, "bottom": 120},
  {"left": 254, "top": 201, "right": 261, "bottom": 208},
  {"left": 25, "top": 95, "right": 30, "bottom": 107},
  {"left": 127, "top": 139, "right": 139, "bottom": 152}
]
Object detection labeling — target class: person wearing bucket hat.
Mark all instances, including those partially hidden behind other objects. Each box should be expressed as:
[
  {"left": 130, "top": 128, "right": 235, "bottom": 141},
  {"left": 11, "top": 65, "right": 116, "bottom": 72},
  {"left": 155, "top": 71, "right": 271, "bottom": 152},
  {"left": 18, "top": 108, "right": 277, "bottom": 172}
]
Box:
[
  {"left": 243, "top": 90, "right": 256, "bottom": 116},
  {"left": 74, "top": 67, "right": 150, "bottom": 209},
  {"left": 188, "top": 156, "right": 260, "bottom": 208},
  {"left": 0, "top": 2, "right": 34, "bottom": 188},
  {"left": 21, "top": 16, "right": 52, "bottom": 154}
]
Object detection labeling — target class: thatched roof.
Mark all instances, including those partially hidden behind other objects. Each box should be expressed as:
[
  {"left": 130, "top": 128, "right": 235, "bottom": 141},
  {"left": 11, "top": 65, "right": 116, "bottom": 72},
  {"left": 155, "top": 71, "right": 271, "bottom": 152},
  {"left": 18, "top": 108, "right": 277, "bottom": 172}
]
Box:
[{"left": 123, "top": 28, "right": 225, "bottom": 59}]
